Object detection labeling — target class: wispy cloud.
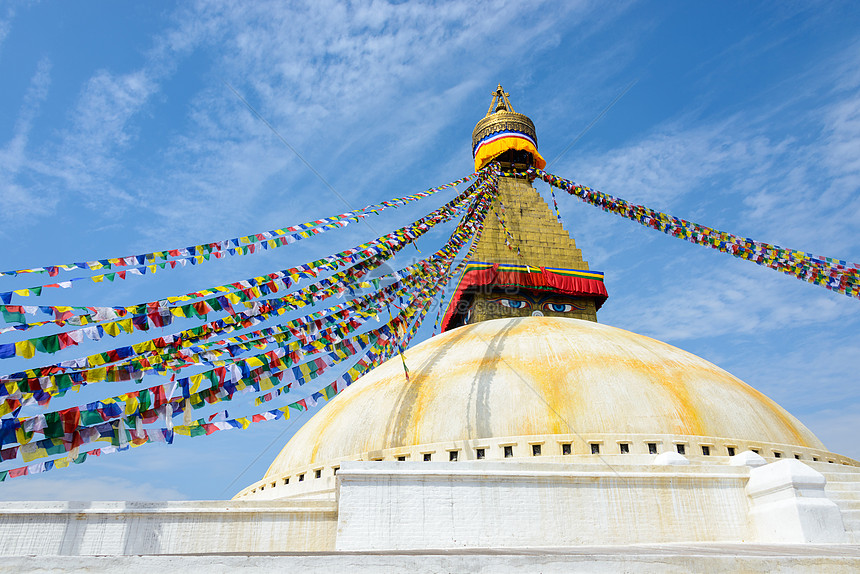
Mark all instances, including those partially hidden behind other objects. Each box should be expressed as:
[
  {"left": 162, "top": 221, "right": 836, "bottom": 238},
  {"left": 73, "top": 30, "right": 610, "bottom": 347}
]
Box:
[
  {"left": 0, "top": 3, "right": 14, "bottom": 60},
  {"left": 607, "top": 255, "right": 859, "bottom": 342},
  {"left": 52, "top": 69, "right": 160, "bottom": 209},
  {"left": 118, "top": 0, "right": 612, "bottom": 244},
  {"left": 0, "top": 57, "right": 53, "bottom": 224},
  {"left": 0, "top": 0, "right": 615, "bottom": 251},
  {"left": 0, "top": 475, "right": 187, "bottom": 501},
  {"left": 802, "top": 404, "right": 860, "bottom": 456}
]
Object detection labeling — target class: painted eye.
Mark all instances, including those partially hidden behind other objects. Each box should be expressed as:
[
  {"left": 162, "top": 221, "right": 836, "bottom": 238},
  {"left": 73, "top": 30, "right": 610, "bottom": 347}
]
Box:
[
  {"left": 491, "top": 298, "right": 530, "bottom": 309},
  {"left": 544, "top": 303, "right": 575, "bottom": 312}
]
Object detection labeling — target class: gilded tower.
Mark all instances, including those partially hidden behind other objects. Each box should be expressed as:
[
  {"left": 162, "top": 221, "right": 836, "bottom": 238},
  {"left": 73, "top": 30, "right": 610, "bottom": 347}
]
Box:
[{"left": 442, "top": 85, "right": 608, "bottom": 330}]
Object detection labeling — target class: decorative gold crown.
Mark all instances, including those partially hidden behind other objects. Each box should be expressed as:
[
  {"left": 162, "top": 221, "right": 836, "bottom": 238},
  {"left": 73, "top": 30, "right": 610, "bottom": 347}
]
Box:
[{"left": 471, "top": 84, "right": 538, "bottom": 153}]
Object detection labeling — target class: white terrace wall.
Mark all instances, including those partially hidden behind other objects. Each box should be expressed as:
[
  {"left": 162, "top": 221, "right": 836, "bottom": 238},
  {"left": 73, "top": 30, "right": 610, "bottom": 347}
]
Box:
[
  {"left": 0, "top": 500, "right": 336, "bottom": 555},
  {"left": 334, "top": 460, "right": 755, "bottom": 550},
  {"left": 0, "top": 458, "right": 851, "bottom": 557}
]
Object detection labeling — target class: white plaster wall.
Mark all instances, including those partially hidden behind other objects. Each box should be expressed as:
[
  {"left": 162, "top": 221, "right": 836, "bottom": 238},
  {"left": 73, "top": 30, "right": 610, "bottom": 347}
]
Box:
[
  {"left": 0, "top": 500, "right": 337, "bottom": 555},
  {"left": 335, "top": 461, "right": 754, "bottom": 550}
]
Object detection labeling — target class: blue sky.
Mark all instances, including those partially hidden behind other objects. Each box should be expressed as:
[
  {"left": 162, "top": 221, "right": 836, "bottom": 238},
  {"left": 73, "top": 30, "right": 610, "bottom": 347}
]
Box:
[{"left": 0, "top": 1, "right": 858, "bottom": 500}]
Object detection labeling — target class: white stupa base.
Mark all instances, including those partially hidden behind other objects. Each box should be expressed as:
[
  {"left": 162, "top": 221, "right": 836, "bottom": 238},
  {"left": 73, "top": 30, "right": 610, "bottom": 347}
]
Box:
[{"left": 1, "top": 458, "right": 858, "bottom": 570}]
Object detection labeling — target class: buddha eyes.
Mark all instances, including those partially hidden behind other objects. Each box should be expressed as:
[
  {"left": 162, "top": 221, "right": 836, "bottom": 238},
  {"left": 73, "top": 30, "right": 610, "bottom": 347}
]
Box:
[
  {"left": 491, "top": 298, "right": 531, "bottom": 309},
  {"left": 488, "top": 298, "right": 583, "bottom": 312}
]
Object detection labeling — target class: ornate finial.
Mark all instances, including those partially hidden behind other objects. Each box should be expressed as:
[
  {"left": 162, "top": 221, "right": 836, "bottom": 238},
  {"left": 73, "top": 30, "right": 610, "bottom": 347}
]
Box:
[
  {"left": 472, "top": 84, "right": 545, "bottom": 171},
  {"left": 486, "top": 84, "right": 515, "bottom": 116}
]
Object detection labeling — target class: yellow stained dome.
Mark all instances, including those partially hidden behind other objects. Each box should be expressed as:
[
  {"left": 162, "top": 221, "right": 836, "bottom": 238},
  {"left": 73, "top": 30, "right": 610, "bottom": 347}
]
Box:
[{"left": 261, "top": 317, "right": 826, "bottom": 479}]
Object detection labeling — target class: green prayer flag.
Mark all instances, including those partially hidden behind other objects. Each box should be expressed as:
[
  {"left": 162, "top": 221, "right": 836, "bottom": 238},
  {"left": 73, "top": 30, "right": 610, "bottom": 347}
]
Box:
[
  {"left": 138, "top": 389, "right": 152, "bottom": 412},
  {"left": 46, "top": 439, "right": 66, "bottom": 456},
  {"left": 56, "top": 374, "right": 74, "bottom": 391},
  {"left": 80, "top": 409, "right": 103, "bottom": 426},
  {"left": 43, "top": 412, "right": 63, "bottom": 439},
  {"left": 34, "top": 334, "right": 61, "bottom": 354},
  {"left": 1, "top": 307, "right": 25, "bottom": 323}
]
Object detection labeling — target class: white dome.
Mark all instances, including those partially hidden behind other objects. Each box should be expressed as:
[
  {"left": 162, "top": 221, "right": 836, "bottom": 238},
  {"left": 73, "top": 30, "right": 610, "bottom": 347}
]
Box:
[{"left": 260, "top": 317, "right": 826, "bottom": 480}]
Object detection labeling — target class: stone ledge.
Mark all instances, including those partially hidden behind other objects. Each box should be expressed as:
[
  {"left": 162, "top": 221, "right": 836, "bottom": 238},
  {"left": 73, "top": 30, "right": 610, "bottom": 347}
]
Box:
[
  {"left": 0, "top": 545, "right": 857, "bottom": 574},
  {"left": 0, "top": 500, "right": 337, "bottom": 516},
  {"left": 336, "top": 460, "right": 749, "bottom": 481}
]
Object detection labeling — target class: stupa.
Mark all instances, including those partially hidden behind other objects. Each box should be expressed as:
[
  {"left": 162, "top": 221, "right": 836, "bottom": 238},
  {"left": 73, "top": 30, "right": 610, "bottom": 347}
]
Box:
[
  {"left": 232, "top": 84, "right": 860, "bottom": 551},
  {"left": 2, "top": 86, "right": 858, "bottom": 571}
]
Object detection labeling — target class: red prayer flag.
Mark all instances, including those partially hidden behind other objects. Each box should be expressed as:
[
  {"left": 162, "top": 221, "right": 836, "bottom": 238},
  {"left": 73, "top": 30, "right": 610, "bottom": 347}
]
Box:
[{"left": 59, "top": 407, "right": 81, "bottom": 433}]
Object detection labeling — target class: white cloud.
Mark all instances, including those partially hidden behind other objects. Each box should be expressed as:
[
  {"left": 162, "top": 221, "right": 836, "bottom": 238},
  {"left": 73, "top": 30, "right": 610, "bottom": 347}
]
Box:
[
  {"left": 0, "top": 3, "right": 13, "bottom": 60},
  {"left": 0, "top": 57, "right": 53, "bottom": 223},
  {"left": 0, "top": 476, "right": 187, "bottom": 501},
  {"left": 560, "top": 42, "right": 860, "bottom": 265},
  {"left": 116, "top": 0, "right": 609, "bottom": 244},
  {"left": 802, "top": 406, "right": 860, "bottom": 461},
  {"left": 606, "top": 254, "right": 860, "bottom": 343}
]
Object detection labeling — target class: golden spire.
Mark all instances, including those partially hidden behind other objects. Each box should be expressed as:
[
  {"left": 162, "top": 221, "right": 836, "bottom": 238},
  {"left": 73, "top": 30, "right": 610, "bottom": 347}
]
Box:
[{"left": 442, "top": 86, "right": 607, "bottom": 331}]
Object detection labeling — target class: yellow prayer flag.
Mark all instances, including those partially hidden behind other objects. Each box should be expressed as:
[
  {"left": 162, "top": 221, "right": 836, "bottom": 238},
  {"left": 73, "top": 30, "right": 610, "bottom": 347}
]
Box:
[
  {"left": 21, "top": 443, "right": 47, "bottom": 463},
  {"left": 190, "top": 374, "right": 204, "bottom": 393},
  {"left": 15, "top": 340, "right": 35, "bottom": 359},
  {"left": 15, "top": 428, "right": 33, "bottom": 445},
  {"left": 260, "top": 377, "right": 276, "bottom": 391},
  {"left": 245, "top": 356, "right": 264, "bottom": 369},
  {"left": 132, "top": 340, "right": 155, "bottom": 354},
  {"left": 86, "top": 367, "right": 106, "bottom": 382},
  {"left": 103, "top": 322, "right": 122, "bottom": 337},
  {"left": 124, "top": 394, "right": 140, "bottom": 416}
]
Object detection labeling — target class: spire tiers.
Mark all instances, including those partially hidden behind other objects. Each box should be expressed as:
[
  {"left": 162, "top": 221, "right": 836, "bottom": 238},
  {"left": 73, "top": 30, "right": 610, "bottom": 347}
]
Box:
[{"left": 442, "top": 87, "right": 607, "bottom": 332}]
